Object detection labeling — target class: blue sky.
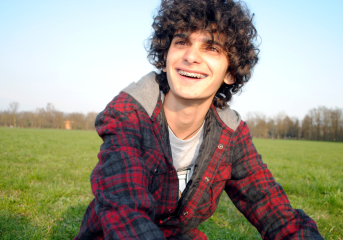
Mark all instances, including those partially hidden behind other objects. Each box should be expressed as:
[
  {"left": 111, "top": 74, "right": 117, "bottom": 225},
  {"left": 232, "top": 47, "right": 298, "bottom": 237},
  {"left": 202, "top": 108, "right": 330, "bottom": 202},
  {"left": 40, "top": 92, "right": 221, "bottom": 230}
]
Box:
[{"left": 1, "top": 0, "right": 342, "bottom": 120}]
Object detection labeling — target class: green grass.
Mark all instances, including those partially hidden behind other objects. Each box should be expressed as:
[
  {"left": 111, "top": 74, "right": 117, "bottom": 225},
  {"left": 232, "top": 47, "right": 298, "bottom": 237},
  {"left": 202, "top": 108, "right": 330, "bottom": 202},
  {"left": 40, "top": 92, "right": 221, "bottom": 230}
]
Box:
[
  {"left": 0, "top": 128, "right": 342, "bottom": 239},
  {"left": 0, "top": 128, "right": 101, "bottom": 239}
]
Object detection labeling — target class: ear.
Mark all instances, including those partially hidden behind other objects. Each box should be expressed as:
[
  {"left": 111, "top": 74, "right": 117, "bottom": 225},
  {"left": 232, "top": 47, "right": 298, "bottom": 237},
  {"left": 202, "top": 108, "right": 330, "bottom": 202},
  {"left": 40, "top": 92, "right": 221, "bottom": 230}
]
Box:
[
  {"left": 162, "top": 67, "right": 166, "bottom": 72},
  {"left": 223, "top": 72, "right": 235, "bottom": 85}
]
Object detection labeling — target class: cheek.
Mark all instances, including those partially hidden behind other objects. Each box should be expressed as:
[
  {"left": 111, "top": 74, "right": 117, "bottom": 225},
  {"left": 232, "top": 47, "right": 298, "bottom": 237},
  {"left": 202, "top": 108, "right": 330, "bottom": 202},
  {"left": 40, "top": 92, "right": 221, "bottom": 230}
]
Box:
[
  {"left": 216, "top": 64, "right": 229, "bottom": 77},
  {"left": 166, "top": 49, "right": 181, "bottom": 65},
  {"left": 208, "top": 57, "right": 229, "bottom": 75}
]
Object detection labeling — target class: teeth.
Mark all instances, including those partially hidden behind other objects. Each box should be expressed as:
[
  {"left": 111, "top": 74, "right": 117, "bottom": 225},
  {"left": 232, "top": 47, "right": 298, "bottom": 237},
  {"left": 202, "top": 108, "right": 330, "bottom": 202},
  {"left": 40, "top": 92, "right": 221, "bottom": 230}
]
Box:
[{"left": 177, "top": 70, "right": 206, "bottom": 79}]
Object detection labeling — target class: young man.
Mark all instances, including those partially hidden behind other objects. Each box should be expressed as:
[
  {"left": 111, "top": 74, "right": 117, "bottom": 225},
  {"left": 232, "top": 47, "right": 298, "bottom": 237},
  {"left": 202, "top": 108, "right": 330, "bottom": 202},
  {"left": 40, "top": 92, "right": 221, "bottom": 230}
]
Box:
[{"left": 76, "top": 0, "right": 323, "bottom": 239}]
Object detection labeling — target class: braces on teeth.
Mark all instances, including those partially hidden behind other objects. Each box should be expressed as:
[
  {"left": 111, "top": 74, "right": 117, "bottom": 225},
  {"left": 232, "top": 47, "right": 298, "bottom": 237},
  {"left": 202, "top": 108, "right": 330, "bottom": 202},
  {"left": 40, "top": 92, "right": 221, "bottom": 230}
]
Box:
[{"left": 177, "top": 70, "right": 206, "bottom": 79}]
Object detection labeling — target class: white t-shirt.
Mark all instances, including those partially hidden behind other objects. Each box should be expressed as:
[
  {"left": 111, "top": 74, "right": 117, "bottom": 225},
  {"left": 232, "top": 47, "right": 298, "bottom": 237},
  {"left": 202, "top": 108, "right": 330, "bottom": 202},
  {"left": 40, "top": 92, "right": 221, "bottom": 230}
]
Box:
[{"left": 168, "top": 123, "right": 204, "bottom": 195}]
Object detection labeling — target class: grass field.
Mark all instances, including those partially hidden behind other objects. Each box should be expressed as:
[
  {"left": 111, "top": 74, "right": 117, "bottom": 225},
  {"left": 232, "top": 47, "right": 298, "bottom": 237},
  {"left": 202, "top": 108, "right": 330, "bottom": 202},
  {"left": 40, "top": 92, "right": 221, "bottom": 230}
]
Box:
[{"left": 0, "top": 128, "right": 342, "bottom": 239}]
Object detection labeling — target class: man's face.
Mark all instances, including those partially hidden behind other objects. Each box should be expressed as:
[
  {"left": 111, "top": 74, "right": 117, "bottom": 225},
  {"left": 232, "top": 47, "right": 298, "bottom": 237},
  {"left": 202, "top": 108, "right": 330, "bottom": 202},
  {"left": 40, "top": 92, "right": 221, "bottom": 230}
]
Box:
[{"left": 163, "top": 31, "right": 233, "bottom": 102}]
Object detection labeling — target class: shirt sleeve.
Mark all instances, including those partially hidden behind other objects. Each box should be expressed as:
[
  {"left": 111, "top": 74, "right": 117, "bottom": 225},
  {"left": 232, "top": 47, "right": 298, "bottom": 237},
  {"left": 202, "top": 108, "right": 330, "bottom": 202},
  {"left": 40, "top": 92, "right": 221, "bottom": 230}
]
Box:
[
  {"left": 90, "top": 102, "right": 166, "bottom": 240},
  {"left": 225, "top": 121, "right": 323, "bottom": 240}
]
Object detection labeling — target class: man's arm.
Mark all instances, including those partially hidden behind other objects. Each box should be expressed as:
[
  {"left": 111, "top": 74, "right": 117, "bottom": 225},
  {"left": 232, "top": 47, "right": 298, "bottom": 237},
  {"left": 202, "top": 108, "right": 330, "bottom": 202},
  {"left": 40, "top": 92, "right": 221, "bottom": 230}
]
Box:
[
  {"left": 225, "top": 121, "right": 323, "bottom": 240},
  {"left": 88, "top": 97, "right": 165, "bottom": 240}
]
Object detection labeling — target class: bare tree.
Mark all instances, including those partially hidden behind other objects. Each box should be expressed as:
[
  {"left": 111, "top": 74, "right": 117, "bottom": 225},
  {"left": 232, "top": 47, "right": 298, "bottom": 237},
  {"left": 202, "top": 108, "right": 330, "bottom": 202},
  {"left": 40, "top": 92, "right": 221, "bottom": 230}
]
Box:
[
  {"left": 267, "top": 119, "right": 276, "bottom": 139},
  {"left": 85, "top": 112, "right": 98, "bottom": 130},
  {"left": 9, "top": 102, "right": 19, "bottom": 127},
  {"left": 274, "top": 112, "right": 286, "bottom": 139},
  {"left": 330, "top": 108, "right": 342, "bottom": 141},
  {"left": 319, "top": 106, "right": 330, "bottom": 141},
  {"left": 0, "top": 110, "right": 9, "bottom": 127},
  {"left": 301, "top": 114, "right": 312, "bottom": 140}
]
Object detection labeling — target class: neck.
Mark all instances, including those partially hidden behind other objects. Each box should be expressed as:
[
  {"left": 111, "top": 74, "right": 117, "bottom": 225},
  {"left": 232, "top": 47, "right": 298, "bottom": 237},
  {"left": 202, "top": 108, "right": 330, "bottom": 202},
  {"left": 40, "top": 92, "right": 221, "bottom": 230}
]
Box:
[{"left": 163, "top": 92, "right": 213, "bottom": 140}]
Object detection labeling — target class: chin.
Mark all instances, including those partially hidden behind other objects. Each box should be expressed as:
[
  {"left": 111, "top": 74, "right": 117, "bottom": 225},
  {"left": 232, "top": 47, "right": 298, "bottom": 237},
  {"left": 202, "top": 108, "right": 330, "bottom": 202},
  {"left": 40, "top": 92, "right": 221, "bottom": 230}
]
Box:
[{"left": 173, "top": 89, "right": 198, "bottom": 99}]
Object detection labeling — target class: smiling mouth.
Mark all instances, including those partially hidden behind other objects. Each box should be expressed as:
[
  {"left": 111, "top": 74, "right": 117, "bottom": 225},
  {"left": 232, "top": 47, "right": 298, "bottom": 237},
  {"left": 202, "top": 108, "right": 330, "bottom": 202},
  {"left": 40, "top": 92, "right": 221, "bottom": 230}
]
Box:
[{"left": 177, "top": 70, "right": 207, "bottom": 79}]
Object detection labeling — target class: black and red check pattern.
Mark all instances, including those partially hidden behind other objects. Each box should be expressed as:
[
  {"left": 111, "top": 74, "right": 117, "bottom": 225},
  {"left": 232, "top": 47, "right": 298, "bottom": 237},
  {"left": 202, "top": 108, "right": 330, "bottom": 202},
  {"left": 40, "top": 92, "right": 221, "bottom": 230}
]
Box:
[{"left": 75, "top": 90, "right": 322, "bottom": 240}]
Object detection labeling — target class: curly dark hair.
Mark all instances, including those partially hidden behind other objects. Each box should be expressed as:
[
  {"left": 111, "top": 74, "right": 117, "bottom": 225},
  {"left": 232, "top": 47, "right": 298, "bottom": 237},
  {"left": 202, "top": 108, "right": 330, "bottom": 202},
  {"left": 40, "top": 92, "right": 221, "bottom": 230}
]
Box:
[{"left": 147, "top": 0, "right": 259, "bottom": 109}]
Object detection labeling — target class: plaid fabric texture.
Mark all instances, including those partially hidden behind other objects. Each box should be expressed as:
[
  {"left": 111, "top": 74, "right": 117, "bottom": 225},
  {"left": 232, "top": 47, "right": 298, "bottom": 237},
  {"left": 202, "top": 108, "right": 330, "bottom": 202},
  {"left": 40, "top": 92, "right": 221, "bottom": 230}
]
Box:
[{"left": 75, "top": 90, "right": 323, "bottom": 240}]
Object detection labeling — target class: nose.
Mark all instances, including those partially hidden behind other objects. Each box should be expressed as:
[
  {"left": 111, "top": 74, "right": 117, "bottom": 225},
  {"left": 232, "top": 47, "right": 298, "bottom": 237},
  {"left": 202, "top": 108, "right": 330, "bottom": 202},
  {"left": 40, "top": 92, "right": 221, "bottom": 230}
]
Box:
[{"left": 183, "top": 45, "right": 202, "bottom": 64}]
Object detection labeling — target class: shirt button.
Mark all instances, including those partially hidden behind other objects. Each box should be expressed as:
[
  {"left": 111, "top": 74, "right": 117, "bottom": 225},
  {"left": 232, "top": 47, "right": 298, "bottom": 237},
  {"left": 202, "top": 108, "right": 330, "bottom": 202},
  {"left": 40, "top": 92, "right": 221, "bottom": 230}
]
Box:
[
  {"left": 183, "top": 211, "right": 188, "bottom": 216},
  {"left": 205, "top": 177, "right": 209, "bottom": 182},
  {"left": 154, "top": 168, "right": 158, "bottom": 173},
  {"left": 168, "top": 209, "right": 172, "bottom": 212},
  {"left": 218, "top": 144, "right": 223, "bottom": 149},
  {"left": 170, "top": 170, "right": 174, "bottom": 173}
]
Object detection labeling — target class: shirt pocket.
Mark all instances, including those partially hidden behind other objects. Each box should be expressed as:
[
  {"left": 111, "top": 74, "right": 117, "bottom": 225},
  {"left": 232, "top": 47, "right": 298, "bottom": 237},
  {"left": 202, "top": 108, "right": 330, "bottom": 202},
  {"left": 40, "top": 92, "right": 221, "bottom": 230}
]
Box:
[
  {"left": 142, "top": 148, "right": 167, "bottom": 194},
  {"left": 208, "top": 163, "right": 233, "bottom": 215}
]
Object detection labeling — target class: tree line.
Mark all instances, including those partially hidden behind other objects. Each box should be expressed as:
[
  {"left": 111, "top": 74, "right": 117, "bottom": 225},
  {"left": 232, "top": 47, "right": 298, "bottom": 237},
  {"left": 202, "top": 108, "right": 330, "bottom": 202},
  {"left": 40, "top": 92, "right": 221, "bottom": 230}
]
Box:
[
  {"left": 0, "top": 102, "right": 97, "bottom": 131},
  {"left": 246, "top": 106, "right": 343, "bottom": 142},
  {"left": 1, "top": 102, "right": 343, "bottom": 141}
]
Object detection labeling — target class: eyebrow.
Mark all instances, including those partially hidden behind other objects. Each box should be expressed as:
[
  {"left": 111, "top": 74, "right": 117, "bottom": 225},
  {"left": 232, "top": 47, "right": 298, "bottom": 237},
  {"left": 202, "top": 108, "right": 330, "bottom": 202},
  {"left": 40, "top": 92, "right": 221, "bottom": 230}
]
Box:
[{"left": 173, "top": 33, "right": 225, "bottom": 50}]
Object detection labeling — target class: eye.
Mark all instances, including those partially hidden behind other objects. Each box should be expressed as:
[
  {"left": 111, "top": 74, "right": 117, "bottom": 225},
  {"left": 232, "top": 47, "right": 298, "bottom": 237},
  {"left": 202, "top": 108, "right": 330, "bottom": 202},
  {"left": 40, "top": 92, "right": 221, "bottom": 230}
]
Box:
[
  {"left": 207, "top": 46, "right": 219, "bottom": 52},
  {"left": 175, "top": 40, "right": 187, "bottom": 45}
]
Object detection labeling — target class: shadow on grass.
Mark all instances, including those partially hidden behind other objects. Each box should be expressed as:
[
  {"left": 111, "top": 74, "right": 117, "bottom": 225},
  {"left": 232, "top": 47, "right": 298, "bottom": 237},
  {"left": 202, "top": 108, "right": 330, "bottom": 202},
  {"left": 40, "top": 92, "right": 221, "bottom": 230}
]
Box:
[
  {"left": 49, "top": 202, "right": 89, "bottom": 240},
  {"left": 0, "top": 211, "right": 43, "bottom": 240}
]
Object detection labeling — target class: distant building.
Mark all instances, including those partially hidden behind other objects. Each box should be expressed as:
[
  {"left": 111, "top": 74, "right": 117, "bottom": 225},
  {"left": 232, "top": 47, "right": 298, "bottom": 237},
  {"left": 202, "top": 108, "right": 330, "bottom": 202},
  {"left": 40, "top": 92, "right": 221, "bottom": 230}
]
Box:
[{"left": 64, "top": 121, "right": 72, "bottom": 130}]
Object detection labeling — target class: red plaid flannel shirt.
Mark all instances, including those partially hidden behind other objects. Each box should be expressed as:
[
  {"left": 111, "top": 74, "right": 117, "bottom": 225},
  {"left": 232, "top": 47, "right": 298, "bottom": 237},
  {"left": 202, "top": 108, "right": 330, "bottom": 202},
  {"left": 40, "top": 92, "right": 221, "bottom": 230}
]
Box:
[{"left": 75, "top": 72, "right": 322, "bottom": 240}]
